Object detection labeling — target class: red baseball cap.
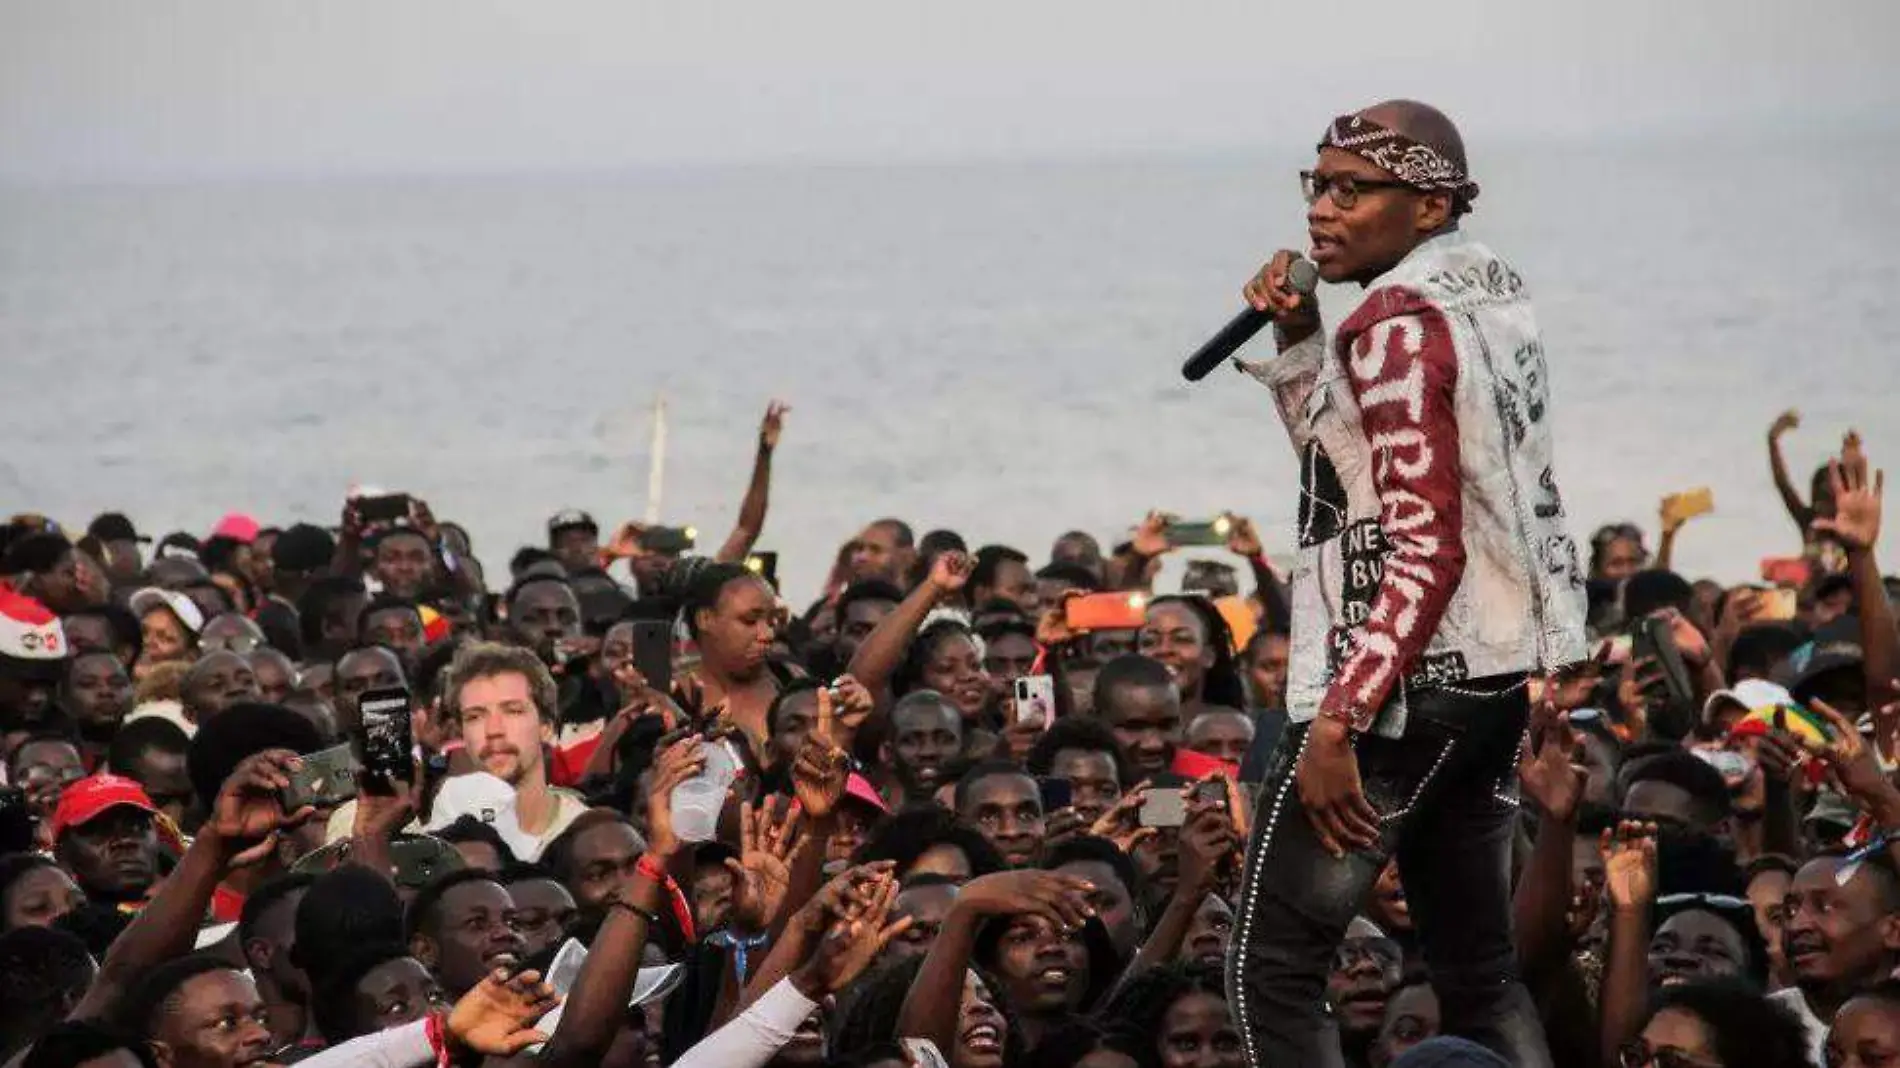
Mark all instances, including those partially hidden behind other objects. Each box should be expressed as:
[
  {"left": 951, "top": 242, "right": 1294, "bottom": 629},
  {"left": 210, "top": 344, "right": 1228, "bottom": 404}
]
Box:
[
  {"left": 844, "top": 772, "right": 889, "bottom": 815},
  {"left": 209, "top": 512, "right": 261, "bottom": 544},
  {"left": 50, "top": 774, "right": 159, "bottom": 840}
]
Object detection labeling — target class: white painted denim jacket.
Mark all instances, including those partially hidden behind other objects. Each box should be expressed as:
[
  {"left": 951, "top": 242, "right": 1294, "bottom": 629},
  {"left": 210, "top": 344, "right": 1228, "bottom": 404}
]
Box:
[{"left": 1240, "top": 230, "right": 1588, "bottom": 737}]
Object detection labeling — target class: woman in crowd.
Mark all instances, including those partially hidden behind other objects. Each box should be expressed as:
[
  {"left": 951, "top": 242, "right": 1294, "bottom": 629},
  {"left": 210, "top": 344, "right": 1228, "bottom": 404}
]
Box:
[{"left": 1136, "top": 596, "right": 1246, "bottom": 719}]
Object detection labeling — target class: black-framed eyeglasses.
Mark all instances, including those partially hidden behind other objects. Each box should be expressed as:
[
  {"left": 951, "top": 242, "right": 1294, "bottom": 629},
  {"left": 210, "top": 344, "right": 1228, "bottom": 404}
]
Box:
[
  {"left": 1301, "top": 171, "right": 1414, "bottom": 209},
  {"left": 1616, "top": 1040, "right": 1722, "bottom": 1068}
]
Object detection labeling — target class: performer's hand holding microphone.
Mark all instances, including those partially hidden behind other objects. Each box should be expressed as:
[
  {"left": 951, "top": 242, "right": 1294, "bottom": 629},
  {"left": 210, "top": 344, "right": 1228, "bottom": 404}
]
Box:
[{"left": 1180, "top": 249, "right": 1320, "bottom": 382}]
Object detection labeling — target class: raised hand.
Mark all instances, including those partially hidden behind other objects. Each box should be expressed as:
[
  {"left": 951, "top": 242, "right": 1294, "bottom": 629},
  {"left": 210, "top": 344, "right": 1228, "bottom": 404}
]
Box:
[
  {"left": 759, "top": 400, "right": 791, "bottom": 450},
  {"left": 794, "top": 861, "right": 897, "bottom": 937},
  {"left": 448, "top": 967, "right": 561, "bottom": 1057},
  {"left": 1178, "top": 792, "right": 1238, "bottom": 895},
  {"left": 409, "top": 497, "right": 441, "bottom": 541},
  {"left": 1812, "top": 448, "right": 1885, "bottom": 552},
  {"left": 1518, "top": 698, "right": 1586, "bottom": 822},
  {"left": 1616, "top": 656, "right": 1664, "bottom": 735},
  {"left": 1089, "top": 788, "right": 1158, "bottom": 855},
  {"left": 829, "top": 674, "right": 875, "bottom": 740},
  {"left": 1547, "top": 654, "right": 1606, "bottom": 714},
  {"left": 1599, "top": 821, "right": 1658, "bottom": 912},
  {"left": 1657, "top": 608, "right": 1711, "bottom": 668},
  {"left": 1225, "top": 514, "right": 1264, "bottom": 558},
  {"left": 1714, "top": 587, "right": 1765, "bottom": 644},
  {"left": 1243, "top": 249, "right": 1322, "bottom": 344},
  {"left": 608, "top": 662, "right": 683, "bottom": 732},
  {"left": 954, "top": 869, "right": 1096, "bottom": 934},
  {"left": 643, "top": 735, "right": 707, "bottom": 861},
  {"left": 1036, "top": 592, "right": 1081, "bottom": 648},
  {"left": 1042, "top": 806, "right": 1089, "bottom": 850},
  {"left": 339, "top": 496, "right": 366, "bottom": 542},
  {"left": 927, "top": 551, "right": 974, "bottom": 597},
  {"left": 792, "top": 688, "right": 850, "bottom": 820},
  {"left": 353, "top": 764, "right": 419, "bottom": 841},
  {"left": 792, "top": 882, "right": 914, "bottom": 997},
  {"left": 206, "top": 749, "right": 315, "bottom": 866},
  {"left": 728, "top": 795, "right": 805, "bottom": 933},
  {"left": 1769, "top": 409, "right": 1801, "bottom": 439},
  {"left": 603, "top": 521, "right": 652, "bottom": 563},
  {"left": 1803, "top": 700, "right": 1900, "bottom": 823},
  {"left": 1132, "top": 511, "right": 1174, "bottom": 559}
]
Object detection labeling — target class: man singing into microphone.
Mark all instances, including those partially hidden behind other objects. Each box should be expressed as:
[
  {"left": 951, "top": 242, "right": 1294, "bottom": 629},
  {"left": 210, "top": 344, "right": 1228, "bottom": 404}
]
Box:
[{"left": 1224, "top": 100, "right": 1586, "bottom": 1067}]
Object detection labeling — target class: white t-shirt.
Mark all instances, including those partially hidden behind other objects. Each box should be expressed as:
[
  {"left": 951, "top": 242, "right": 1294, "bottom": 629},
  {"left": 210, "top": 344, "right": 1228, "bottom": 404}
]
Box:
[{"left": 324, "top": 778, "right": 588, "bottom": 862}]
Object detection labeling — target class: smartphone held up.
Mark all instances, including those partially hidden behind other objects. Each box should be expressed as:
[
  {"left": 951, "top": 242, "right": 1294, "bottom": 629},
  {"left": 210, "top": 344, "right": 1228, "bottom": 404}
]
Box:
[
  {"left": 1013, "top": 674, "right": 1056, "bottom": 730},
  {"left": 1064, "top": 591, "right": 1147, "bottom": 633}
]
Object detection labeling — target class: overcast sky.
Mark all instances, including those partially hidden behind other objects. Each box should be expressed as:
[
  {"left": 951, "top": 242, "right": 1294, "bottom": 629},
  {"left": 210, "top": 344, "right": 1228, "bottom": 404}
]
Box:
[{"left": 3, "top": 0, "right": 1897, "bottom": 180}]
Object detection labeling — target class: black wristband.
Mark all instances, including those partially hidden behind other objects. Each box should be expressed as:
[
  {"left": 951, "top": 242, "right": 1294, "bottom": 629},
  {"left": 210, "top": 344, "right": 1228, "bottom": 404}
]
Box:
[{"left": 607, "top": 896, "right": 661, "bottom": 926}]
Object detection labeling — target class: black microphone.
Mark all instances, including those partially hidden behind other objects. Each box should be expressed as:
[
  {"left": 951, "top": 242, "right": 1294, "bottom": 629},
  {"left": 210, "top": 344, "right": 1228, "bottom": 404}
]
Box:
[{"left": 1180, "top": 257, "right": 1319, "bottom": 382}]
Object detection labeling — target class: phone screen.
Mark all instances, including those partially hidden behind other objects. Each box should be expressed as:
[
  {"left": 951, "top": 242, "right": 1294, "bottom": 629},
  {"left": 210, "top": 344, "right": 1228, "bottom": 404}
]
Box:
[
  {"left": 357, "top": 687, "right": 414, "bottom": 787},
  {"left": 1013, "top": 674, "right": 1056, "bottom": 729},
  {"left": 1037, "top": 776, "right": 1073, "bottom": 813},
  {"left": 1140, "top": 787, "right": 1188, "bottom": 828},
  {"left": 631, "top": 620, "right": 672, "bottom": 696},
  {"left": 1167, "top": 517, "right": 1232, "bottom": 547},
  {"left": 357, "top": 493, "right": 413, "bottom": 524},
  {"left": 285, "top": 743, "right": 361, "bottom": 810},
  {"left": 643, "top": 526, "right": 697, "bottom": 555}
]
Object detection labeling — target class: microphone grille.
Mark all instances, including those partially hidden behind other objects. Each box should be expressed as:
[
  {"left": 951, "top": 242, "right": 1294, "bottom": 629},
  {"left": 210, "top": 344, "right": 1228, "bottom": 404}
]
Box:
[{"left": 1287, "top": 257, "right": 1320, "bottom": 297}]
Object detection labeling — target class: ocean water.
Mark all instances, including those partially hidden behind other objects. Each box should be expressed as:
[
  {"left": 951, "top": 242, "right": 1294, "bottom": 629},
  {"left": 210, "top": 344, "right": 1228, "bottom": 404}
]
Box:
[{"left": 3, "top": 136, "right": 1896, "bottom": 600}]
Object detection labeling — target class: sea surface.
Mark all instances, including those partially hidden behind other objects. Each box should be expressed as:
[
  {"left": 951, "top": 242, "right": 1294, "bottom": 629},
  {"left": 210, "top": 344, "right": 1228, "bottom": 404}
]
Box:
[{"left": 3, "top": 137, "right": 1896, "bottom": 600}]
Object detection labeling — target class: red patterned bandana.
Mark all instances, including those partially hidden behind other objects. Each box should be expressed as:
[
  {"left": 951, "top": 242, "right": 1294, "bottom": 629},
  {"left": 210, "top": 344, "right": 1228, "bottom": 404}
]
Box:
[{"left": 1319, "top": 114, "right": 1480, "bottom": 205}]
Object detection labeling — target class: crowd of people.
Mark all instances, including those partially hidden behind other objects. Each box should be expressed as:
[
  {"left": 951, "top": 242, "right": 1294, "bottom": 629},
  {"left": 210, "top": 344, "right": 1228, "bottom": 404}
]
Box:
[{"left": 0, "top": 391, "right": 1894, "bottom": 1068}]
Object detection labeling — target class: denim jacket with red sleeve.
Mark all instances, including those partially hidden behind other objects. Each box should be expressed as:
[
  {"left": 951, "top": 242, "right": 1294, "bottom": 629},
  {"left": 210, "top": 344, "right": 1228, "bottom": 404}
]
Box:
[{"left": 1242, "top": 229, "right": 1588, "bottom": 737}]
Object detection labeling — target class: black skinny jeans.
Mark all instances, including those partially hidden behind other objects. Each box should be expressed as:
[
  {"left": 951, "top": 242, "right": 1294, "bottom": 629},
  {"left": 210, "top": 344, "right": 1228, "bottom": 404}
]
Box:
[{"left": 1225, "top": 677, "right": 1548, "bottom": 1067}]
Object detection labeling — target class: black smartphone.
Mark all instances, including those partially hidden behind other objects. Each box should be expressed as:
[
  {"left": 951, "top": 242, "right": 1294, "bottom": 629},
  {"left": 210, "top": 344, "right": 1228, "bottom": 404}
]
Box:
[
  {"left": 1037, "top": 776, "right": 1073, "bottom": 813},
  {"left": 357, "top": 686, "right": 414, "bottom": 789},
  {"left": 1631, "top": 614, "right": 1696, "bottom": 739},
  {"left": 357, "top": 493, "right": 413, "bottom": 525},
  {"left": 284, "top": 743, "right": 362, "bottom": 810},
  {"left": 1193, "top": 779, "right": 1229, "bottom": 806},
  {"left": 0, "top": 786, "right": 34, "bottom": 855},
  {"left": 745, "top": 551, "right": 780, "bottom": 591},
  {"left": 642, "top": 526, "right": 696, "bottom": 555},
  {"left": 631, "top": 620, "right": 673, "bottom": 697},
  {"left": 1167, "top": 516, "right": 1232, "bottom": 548}
]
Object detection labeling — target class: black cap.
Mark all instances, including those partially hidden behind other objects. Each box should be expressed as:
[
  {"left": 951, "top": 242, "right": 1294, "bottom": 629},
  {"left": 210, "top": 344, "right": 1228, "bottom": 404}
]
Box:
[
  {"left": 1790, "top": 640, "right": 1865, "bottom": 706},
  {"left": 272, "top": 523, "right": 337, "bottom": 574},
  {"left": 87, "top": 512, "right": 149, "bottom": 544},
  {"left": 154, "top": 532, "right": 202, "bottom": 562},
  {"left": 547, "top": 509, "right": 598, "bottom": 537}
]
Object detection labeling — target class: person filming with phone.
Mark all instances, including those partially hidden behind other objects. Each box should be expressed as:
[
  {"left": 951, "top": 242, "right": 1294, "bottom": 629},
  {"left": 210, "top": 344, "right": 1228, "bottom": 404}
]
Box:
[{"left": 1223, "top": 100, "right": 1588, "bottom": 1068}]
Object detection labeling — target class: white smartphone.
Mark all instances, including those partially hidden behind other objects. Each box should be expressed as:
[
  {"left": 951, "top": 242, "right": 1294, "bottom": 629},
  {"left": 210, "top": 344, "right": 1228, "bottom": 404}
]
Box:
[{"left": 1013, "top": 674, "right": 1056, "bottom": 730}]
